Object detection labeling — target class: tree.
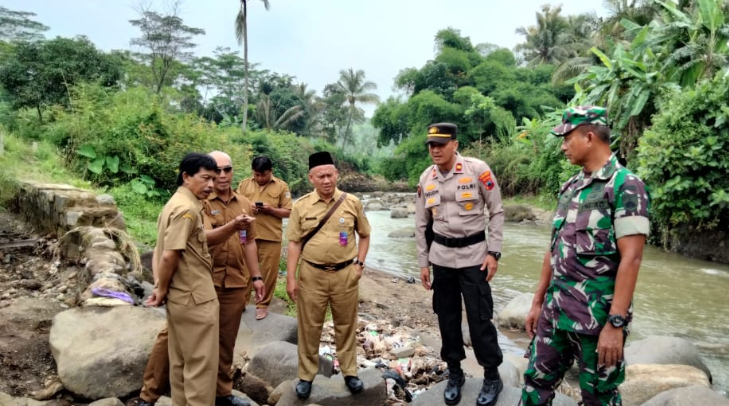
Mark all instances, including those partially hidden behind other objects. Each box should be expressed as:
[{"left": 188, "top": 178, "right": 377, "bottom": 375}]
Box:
[
  {"left": 515, "top": 5, "right": 576, "bottom": 66},
  {"left": 129, "top": 1, "right": 205, "bottom": 94},
  {"left": 235, "top": 0, "right": 271, "bottom": 133},
  {"left": 0, "top": 6, "right": 49, "bottom": 42},
  {"left": 334, "top": 68, "right": 380, "bottom": 148},
  {"left": 0, "top": 36, "right": 122, "bottom": 122}
]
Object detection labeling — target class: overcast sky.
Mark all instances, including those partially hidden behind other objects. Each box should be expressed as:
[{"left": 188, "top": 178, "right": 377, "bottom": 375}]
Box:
[{"left": 7, "top": 0, "right": 607, "bottom": 115}]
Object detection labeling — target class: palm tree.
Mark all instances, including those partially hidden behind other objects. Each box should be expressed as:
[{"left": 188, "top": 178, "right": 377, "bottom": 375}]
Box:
[
  {"left": 515, "top": 5, "right": 573, "bottom": 66},
  {"left": 256, "top": 93, "right": 304, "bottom": 131},
  {"left": 235, "top": 0, "right": 270, "bottom": 133},
  {"left": 334, "top": 68, "right": 380, "bottom": 148}
]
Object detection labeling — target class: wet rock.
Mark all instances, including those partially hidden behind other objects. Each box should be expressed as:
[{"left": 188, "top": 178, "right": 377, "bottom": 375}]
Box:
[
  {"left": 88, "top": 398, "right": 124, "bottom": 406},
  {"left": 624, "top": 336, "right": 712, "bottom": 381},
  {"left": 620, "top": 364, "right": 710, "bottom": 406},
  {"left": 49, "top": 306, "right": 166, "bottom": 399},
  {"left": 504, "top": 205, "right": 536, "bottom": 222},
  {"left": 497, "top": 293, "right": 534, "bottom": 331},
  {"left": 247, "top": 341, "right": 333, "bottom": 388},
  {"left": 275, "top": 368, "right": 386, "bottom": 406},
  {"left": 411, "top": 380, "right": 577, "bottom": 406},
  {"left": 641, "top": 384, "right": 729, "bottom": 406},
  {"left": 19, "top": 280, "right": 42, "bottom": 291},
  {"left": 388, "top": 228, "right": 415, "bottom": 238},
  {"left": 390, "top": 208, "right": 409, "bottom": 219}
]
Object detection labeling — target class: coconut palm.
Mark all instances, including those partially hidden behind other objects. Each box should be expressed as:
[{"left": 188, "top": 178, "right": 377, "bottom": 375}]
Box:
[
  {"left": 334, "top": 68, "right": 380, "bottom": 148},
  {"left": 515, "top": 4, "right": 573, "bottom": 66},
  {"left": 235, "top": 0, "right": 270, "bottom": 133}
]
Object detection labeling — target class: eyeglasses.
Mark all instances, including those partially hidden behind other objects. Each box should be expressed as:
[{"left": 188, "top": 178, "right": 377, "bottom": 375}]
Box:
[{"left": 218, "top": 166, "right": 233, "bottom": 173}]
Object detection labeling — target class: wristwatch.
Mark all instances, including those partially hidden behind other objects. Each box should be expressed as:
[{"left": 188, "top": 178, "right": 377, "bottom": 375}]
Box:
[
  {"left": 251, "top": 276, "right": 263, "bottom": 282},
  {"left": 608, "top": 314, "right": 627, "bottom": 328},
  {"left": 488, "top": 251, "right": 501, "bottom": 261},
  {"left": 354, "top": 260, "right": 365, "bottom": 267}
]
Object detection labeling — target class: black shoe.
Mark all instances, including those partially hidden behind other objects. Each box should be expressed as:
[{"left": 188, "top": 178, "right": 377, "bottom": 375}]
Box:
[
  {"left": 344, "top": 375, "right": 364, "bottom": 394},
  {"left": 295, "top": 379, "right": 312, "bottom": 399},
  {"left": 476, "top": 377, "right": 503, "bottom": 406},
  {"left": 215, "top": 395, "right": 250, "bottom": 406},
  {"left": 444, "top": 374, "right": 465, "bottom": 405},
  {"left": 136, "top": 400, "right": 154, "bottom": 406}
]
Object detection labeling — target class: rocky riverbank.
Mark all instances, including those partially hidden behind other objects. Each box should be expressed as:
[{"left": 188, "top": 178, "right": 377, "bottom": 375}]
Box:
[{"left": 2, "top": 185, "right": 728, "bottom": 406}]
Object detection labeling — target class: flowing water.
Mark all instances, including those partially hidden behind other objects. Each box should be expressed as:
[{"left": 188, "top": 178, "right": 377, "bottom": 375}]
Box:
[{"left": 363, "top": 209, "right": 729, "bottom": 396}]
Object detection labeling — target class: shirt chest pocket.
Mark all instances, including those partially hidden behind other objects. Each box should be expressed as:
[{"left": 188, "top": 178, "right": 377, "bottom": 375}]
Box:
[
  {"left": 575, "top": 224, "right": 617, "bottom": 257},
  {"left": 424, "top": 194, "right": 444, "bottom": 221},
  {"left": 267, "top": 189, "right": 281, "bottom": 201},
  {"left": 455, "top": 186, "right": 479, "bottom": 216}
]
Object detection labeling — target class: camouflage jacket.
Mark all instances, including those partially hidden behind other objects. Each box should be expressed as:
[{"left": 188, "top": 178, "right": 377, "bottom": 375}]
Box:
[{"left": 542, "top": 154, "right": 650, "bottom": 335}]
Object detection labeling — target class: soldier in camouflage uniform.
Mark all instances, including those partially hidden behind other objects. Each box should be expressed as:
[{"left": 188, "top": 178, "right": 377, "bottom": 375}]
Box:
[{"left": 521, "top": 106, "right": 650, "bottom": 406}]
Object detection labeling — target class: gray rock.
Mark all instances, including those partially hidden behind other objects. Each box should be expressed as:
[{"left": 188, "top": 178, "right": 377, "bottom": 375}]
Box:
[
  {"left": 641, "top": 385, "right": 729, "bottom": 406},
  {"left": 498, "top": 360, "right": 521, "bottom": 389},
  {"left": 405, "top": 203, "right": 416, "bottom": 214},
  {"left": 371, "top": 191, "right": 385, "bottom": 198},
  {"left": 390, "top": 344, "right": 415, "bottom": 359},
  {"left": 50, "top": 306, "right": 166, "bottom": 399},
  {"left": 497, "top": 293, "right": 534, "bottom": 331},
  {"left": 387, "top": 228, "right": 415, "bottom": 238},
  {"left": 620, "top": 364, "right": 710, "bottom": 406},
  {"left": 624, "top": 336, "right": 712, "bottom": 381},
  {"left": 504, "top": 205, "right": 536, "bottom": 222},
  {"left": 269, "top": 380, "right": 292, "bottom": 406},
  {"left": 364, "top": 203, "right": 383, "bottom": 212},
  {"left": 234, "top": 309, "right": 298, "bottom": 365},
  {"left": 247, "top": 341, "right": 333, "bottom": 388},
  {"left": 95, "top": 195, "right": 116, "bottom": 206},
  {"left": 390, "top": 208, "right": 408, "bottom": 219},
  {"left": 88, "top": 398, "right": 124, "bottom": 406},
  {"left": 412, "top": 380, "right": 577, "bottom": 406},
  {"left": 276, "top": 368, "right": 386, "bottom": 406},
  {"left": 231, "top": 389, "right": 260, "bottom": 406}
]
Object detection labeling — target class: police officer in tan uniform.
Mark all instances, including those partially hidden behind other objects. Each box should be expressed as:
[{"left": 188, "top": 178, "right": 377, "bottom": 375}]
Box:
[
  {"left": 237, "top": 156, "right": 292, "bottom": 320},
  {"left": 141, "top": 152, "right": 264, "bottom": 406},
  {"left": 285, "top": 151, "right": 371, "bottom": 400},
  {"left": 145, "top": 153, "right": 220, "bottom": 406},
  {"left": 415, "top": 123, "right": 505, "bottom": 406}
]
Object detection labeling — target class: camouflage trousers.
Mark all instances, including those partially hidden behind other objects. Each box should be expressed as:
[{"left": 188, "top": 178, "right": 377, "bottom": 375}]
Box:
[{"left": 521, "top": 315, "right": 625, "bottom": 406}]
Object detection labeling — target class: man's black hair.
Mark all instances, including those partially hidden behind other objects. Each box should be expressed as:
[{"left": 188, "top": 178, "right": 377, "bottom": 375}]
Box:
[
  {"left": 177, "top": 153, "right": 218, "bottom": 186},
  {"left": 583, "top": 124, "right": 611, "bottom": 144},
  {"left": 251, "top": 156, "right": 273, "bottom": 172}
]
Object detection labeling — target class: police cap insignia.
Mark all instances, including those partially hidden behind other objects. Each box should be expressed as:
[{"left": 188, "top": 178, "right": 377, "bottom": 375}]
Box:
[{"left": 426, "top": 123, "right": 457, "bottom": 145}]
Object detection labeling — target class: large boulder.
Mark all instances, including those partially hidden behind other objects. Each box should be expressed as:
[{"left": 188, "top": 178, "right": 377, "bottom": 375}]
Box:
[
  {"left": 641, "top": 385, "right": 729, "bottom": 406},
  {"left": 246, "top": 341, "right": 333, "bottom": 388},
  {"left": 388, "top": 228, "right": 415, "bottom": 239},
  {"left": 275, "top": 368, "right": 386, "bottom": 406},
  {"left": 620, "top": 364, "right": 710, "bottom": 406},
  {"left": 49, "top": 306, "right": 166, "bottom": 399},
  {"left": 412, "top": 380, "right": 577, "bottom": 406},
  {"left": 624, "top": 336, "right": 712, "bottom": 381},
  {"left": 234, "top": 309, "right": 298, "bottom": 364},
  {"left": 390, "top": 208, "right": 409, "bottom": 219},
  {"left": 497, "top": 293, "right": 534, "bottom": 331},
  {"left": 504, "top": 205, "right": 536, "bottom": 223}
]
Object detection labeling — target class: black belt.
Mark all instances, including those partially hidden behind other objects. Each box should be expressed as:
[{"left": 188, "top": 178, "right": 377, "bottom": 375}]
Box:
[
  {"left": 433, "top": 231, "right": 486, "bottom": 248},
  {"left": 304, "top": 259, "right": 354, "bottom": 272}
]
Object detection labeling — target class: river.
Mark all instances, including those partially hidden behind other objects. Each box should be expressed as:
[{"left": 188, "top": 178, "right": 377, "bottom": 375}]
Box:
[{"left": 362, "top": 209, "right": 729, "bottom": 396}]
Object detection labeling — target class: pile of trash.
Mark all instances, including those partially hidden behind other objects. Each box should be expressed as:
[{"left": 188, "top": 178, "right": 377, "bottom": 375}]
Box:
[{"left": 319, "top": 319, "right": 449, "bottom": 405}]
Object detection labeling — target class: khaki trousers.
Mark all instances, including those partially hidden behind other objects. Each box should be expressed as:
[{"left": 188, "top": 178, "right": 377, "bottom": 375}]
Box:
[
  {"left": 296, "top": 261, "right": 359, "bottom": 380},
  {"left": 167, "top": 297, "right": 219, "bottom": 406},
  {"left": 141, "top": 289, "right": 245, "bottom": 403},
  {"left": 256, "top": 239, "right": 282, "bottom": 308}
]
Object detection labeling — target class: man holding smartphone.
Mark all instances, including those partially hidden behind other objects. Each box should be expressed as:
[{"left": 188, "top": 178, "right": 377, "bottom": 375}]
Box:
[{"left": 237, "top": 156, "right": 293, "bottom": 320}]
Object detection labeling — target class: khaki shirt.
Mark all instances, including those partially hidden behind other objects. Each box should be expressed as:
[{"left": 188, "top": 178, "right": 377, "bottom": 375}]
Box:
[
  {"left": 287, "top": 188, "right": 371, "bottom": 264},
  {"left": 154, "top": 186, "right": 216, "bottom": 305},
  {"left": 415, "top": 154, "right": 504, "bottom": 268},
  {"left": 237, "top": 176, "right": 293, "bottom": 242},
  {"left": 204, "top": 190, "right": 257, "bottom": 289}
]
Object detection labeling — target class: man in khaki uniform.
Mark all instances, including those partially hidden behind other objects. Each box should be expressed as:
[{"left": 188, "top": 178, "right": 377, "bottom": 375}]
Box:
[
  {"left": 285, "top": 151, "right": 371, "bottom": 400},
  {"left": 237, "top": 156, "right": 292, "bottom": 320},
  {"left": 145, "top": 152, "right": 220, "bottom": 406},
  {"left": 141, "top": 152, "right": 265, "bottom": 406},
  {"left": 415, "top": 123, "right": 505, "bottom": 406}
]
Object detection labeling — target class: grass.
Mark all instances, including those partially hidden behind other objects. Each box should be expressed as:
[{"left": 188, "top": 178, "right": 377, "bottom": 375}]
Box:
[
  {"left": 503, "top": 193, "right": 558, "bottom": 211},
  {"left": 0, "top": 131, "right": 92, "bottom": 209}
]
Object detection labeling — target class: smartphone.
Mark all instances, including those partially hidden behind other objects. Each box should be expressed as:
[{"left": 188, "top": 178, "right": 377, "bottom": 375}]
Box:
[{"left": 255, "top": 201, "right": 263, "bottom": 207}]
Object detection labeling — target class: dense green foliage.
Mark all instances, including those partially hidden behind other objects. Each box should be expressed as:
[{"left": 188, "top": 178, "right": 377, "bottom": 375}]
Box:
[{"left": 637, "top": 76, "right": 729, "bottom": 235}]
